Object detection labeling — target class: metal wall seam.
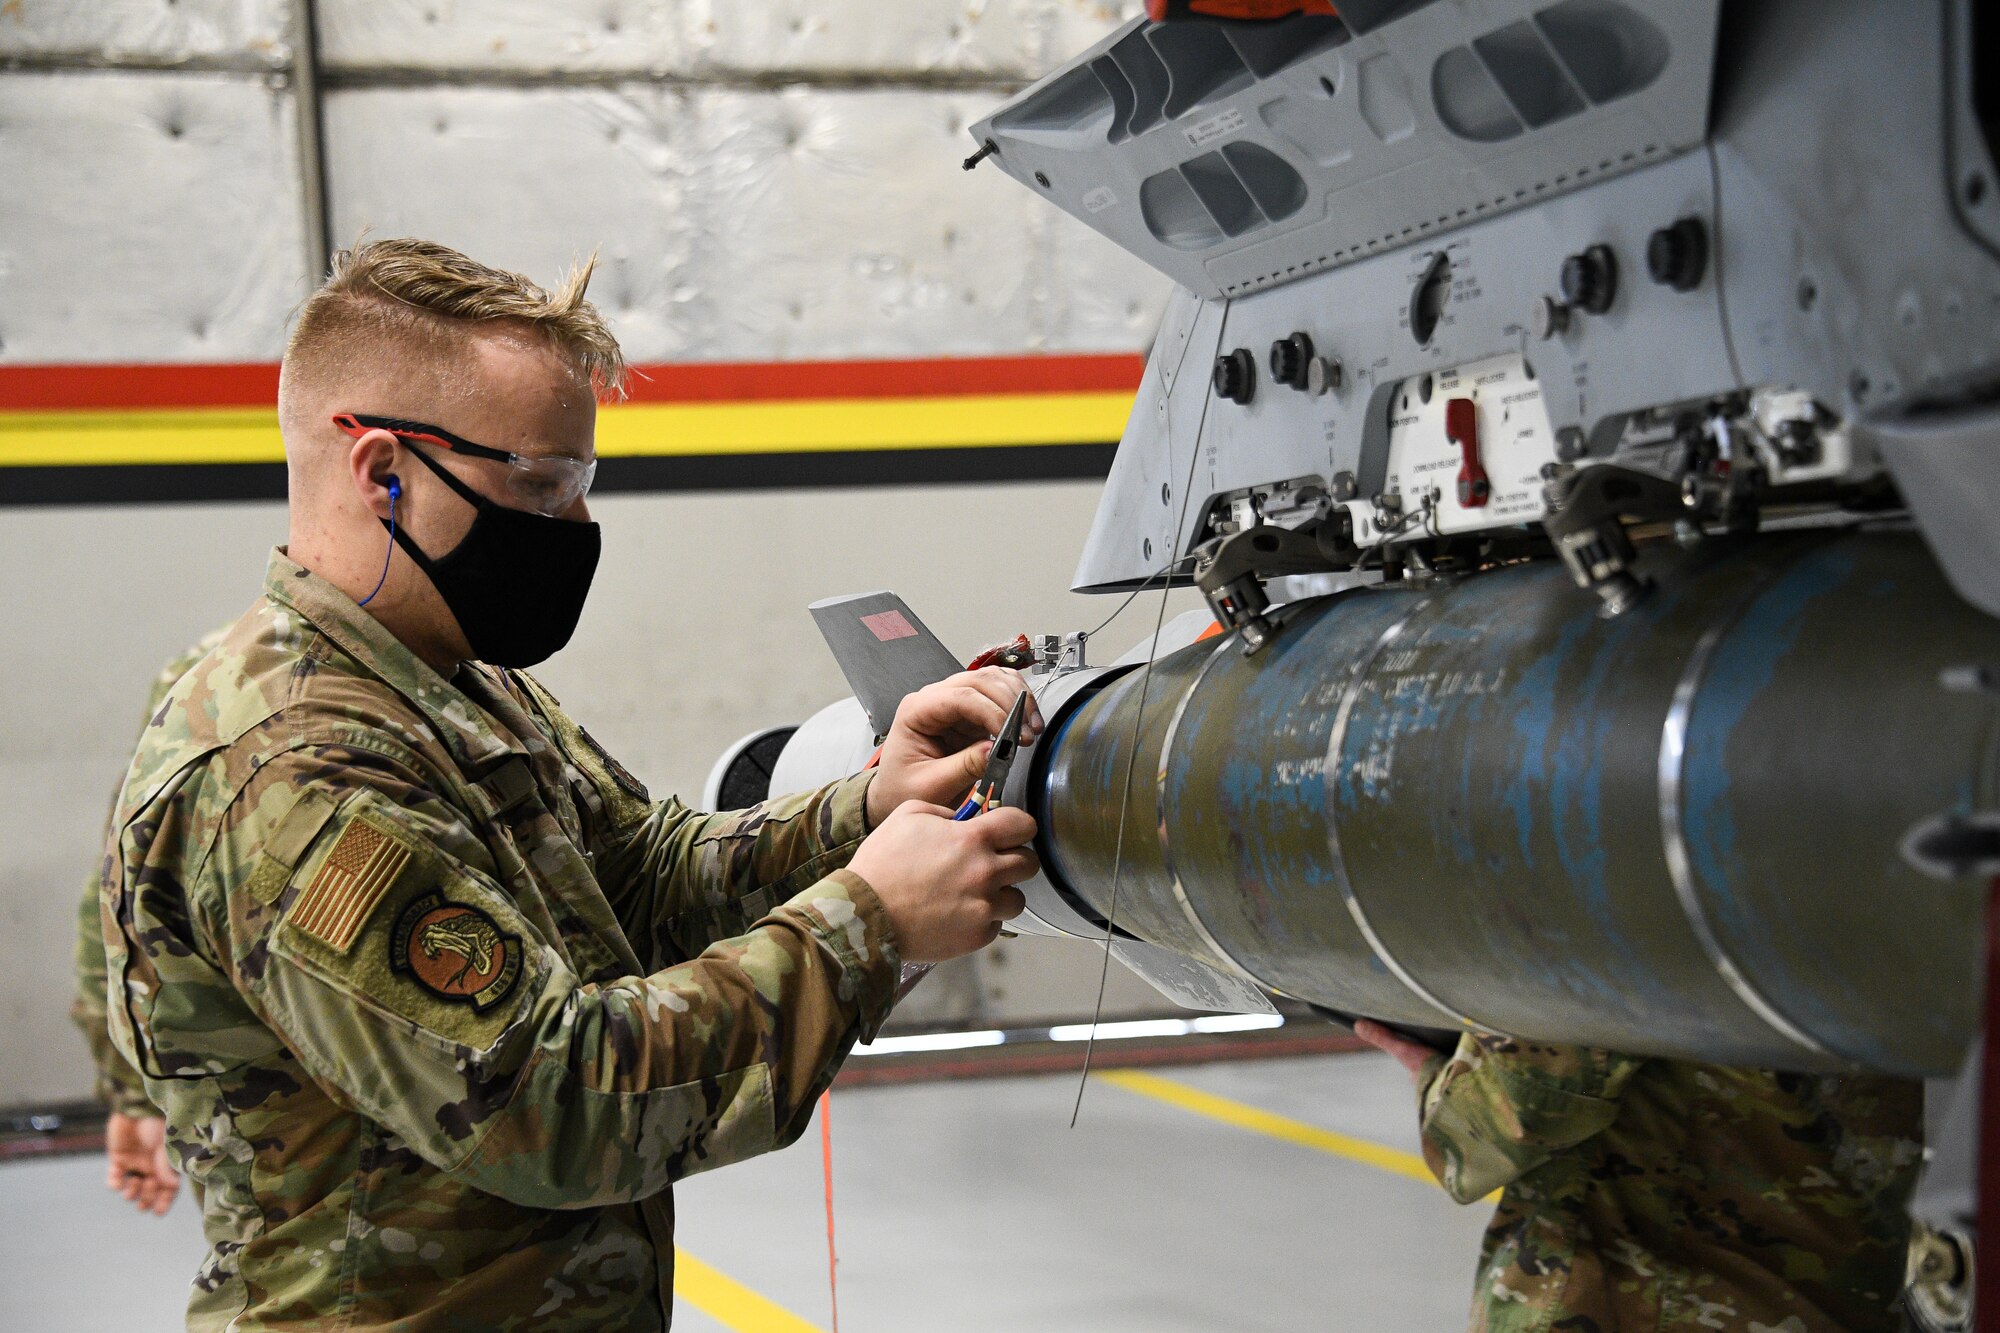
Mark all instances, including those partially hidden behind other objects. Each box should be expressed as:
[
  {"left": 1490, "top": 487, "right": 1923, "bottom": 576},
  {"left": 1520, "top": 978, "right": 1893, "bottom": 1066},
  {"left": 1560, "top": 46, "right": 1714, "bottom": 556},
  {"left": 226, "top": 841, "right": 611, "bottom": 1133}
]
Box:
[{"left": 292, "top": 0, "right": 332, "bottom": 280}]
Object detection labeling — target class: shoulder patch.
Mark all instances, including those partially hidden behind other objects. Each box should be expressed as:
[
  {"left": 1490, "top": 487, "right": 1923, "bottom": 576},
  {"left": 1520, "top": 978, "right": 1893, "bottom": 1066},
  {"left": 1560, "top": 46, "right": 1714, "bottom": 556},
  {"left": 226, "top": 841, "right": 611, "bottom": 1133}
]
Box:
[
  {"left": 291, "top": 817, "right": 412, "bottom": 952},
  {"left": 390, "top": 890, "right": 522, "bottom": 1011}
]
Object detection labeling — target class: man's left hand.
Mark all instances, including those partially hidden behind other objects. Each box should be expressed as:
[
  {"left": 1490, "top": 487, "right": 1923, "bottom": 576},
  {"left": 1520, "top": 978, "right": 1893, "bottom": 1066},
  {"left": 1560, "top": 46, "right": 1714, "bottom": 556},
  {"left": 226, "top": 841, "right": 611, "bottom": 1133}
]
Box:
[{"left": 868, "top": 668, "right": 1044, "bottom": 826}]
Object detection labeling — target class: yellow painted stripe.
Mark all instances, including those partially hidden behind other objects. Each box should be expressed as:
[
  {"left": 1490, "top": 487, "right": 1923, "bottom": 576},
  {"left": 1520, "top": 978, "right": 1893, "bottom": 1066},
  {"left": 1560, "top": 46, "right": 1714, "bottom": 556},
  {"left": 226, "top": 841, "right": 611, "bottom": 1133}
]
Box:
[
  {"left": 597, "top": 393, "right": 1133, "bottom": 457},
  {"left": 673, "top": 1248, "right": 826, "bottom": 1333},
  {"left": 0, "top": 392, "right": 1135, "bottom": 468},
  {"left": 0, "top": 408, "right": 282, "bottom": 466},
  {"left": 1099, "top": 1069, "right": 1461, "bottom": 1193}
]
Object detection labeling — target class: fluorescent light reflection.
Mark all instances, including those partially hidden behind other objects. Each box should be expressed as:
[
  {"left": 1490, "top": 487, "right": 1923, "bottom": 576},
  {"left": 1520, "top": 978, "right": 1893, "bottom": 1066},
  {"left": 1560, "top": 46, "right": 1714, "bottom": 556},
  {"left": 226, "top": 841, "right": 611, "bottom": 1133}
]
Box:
[
  {"left": 850, "top": 1012, "right": 1286, "bottom": 1056},
  {"left": 1049, "top": 1013, "right": 1285, "bottom": 1042},
  {"left": 853, "top": 1029, "right": 1006, "bottom": 1056},
  {"left": 1190, "top": 1013, "right": 1286, "bottom": 1034}
]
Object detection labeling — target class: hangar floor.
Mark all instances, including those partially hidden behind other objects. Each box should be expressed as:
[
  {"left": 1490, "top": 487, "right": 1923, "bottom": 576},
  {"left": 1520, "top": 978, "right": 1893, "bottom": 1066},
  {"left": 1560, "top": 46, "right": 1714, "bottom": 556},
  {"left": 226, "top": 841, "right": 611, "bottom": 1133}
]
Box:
[{"left": 0, "top": 1051, "right": 1491, "bottom": 1331}]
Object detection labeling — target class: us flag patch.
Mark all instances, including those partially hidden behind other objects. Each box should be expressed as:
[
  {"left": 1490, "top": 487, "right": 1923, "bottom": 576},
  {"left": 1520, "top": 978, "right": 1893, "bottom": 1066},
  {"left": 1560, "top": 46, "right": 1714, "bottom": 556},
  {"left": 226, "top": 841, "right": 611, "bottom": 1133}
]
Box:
[{"left": 290, "top": 820, "right": 412, "bottom": 952}]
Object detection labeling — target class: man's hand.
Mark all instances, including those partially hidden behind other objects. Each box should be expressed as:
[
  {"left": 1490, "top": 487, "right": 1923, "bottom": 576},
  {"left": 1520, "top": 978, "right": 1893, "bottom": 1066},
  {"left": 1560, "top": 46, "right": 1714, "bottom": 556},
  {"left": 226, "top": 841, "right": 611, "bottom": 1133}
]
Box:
[
  {"left": 847, "top": 802, "right": 1037, "bottom": 962},
  {"left": 105, "top": 1111, "right": 179, "bottom": 1216},
  {"left": 1354, "top": 1019, "right": 1443, "bottom": 1090},
  {"left": 868, "top": 668, "right": 1044, "bottom": 826}
]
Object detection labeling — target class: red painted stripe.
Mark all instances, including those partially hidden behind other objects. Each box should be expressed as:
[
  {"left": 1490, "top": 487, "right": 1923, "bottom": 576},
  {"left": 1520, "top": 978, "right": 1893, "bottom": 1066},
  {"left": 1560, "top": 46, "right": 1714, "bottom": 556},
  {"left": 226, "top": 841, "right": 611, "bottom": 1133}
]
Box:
[
  {"left": 622, "top": 354, "right": 1144, "bottom": 403},
  {"left": 0, "top": 354, "right": 1145, "bottom": 412},
  {"left": 0, "top": 363, "right": 282, "bottom": 411}
]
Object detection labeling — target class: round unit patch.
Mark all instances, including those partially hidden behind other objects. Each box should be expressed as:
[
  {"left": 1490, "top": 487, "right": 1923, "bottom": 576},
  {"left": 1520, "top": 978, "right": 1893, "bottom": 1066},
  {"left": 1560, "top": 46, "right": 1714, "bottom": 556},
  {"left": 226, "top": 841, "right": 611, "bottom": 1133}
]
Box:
[{"left": 390, "top": 890, "right": 523, "bottom": 1011}]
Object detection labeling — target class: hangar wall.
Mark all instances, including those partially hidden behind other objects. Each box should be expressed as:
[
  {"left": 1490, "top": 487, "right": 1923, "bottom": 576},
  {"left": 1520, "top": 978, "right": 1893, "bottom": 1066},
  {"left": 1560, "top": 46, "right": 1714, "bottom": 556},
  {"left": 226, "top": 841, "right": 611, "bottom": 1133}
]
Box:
[{"left": 0, "top": 1, "right": 1182, "bottom": 1109}]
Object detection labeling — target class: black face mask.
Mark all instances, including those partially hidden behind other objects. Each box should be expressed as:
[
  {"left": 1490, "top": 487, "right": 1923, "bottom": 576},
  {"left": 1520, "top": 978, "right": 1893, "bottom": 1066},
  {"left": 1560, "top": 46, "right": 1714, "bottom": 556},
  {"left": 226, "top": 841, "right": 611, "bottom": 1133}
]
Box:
[{"left": 385, "top": 444, "right": 601, "bottom": 668}]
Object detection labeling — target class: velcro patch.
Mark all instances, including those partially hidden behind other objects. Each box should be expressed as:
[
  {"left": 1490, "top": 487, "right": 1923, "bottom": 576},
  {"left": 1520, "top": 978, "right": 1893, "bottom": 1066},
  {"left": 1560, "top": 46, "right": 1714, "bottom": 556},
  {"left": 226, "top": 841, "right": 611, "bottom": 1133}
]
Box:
[
  {"left": 390, "top": 890, "right": 522, "bottom": 1011},
  {"left": 290, "top": 819, "right": 411, "bottom": 952}
]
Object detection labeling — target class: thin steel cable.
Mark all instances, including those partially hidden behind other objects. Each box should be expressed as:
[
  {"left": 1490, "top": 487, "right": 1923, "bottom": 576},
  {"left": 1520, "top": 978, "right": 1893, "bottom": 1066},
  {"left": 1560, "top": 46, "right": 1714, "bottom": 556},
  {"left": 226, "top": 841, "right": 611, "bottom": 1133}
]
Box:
[
  {"left": 1069, "top": 390, "right": 1209, "bottom": 1127},
  {"left": 1081, "top": 565, "right": 1166, "bottom": 640}
]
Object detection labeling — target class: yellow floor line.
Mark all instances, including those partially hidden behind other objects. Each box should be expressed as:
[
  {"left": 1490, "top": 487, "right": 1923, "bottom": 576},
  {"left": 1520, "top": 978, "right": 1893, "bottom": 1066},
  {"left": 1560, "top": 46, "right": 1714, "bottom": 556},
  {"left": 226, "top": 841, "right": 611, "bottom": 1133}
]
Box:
[
  {"left": 673, "top": 1248, "right": 826, "bottom": 1333},
  {"left": 1098, "top": 1068, "right": 1448, "bottom": 1191}
]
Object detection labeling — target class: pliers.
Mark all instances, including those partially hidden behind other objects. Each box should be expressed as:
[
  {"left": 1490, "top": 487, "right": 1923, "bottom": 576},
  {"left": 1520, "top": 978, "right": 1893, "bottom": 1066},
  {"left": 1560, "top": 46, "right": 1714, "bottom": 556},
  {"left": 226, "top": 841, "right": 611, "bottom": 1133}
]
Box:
[{"left": 953, "top": 692, "right": 1030, "bottom": 821}]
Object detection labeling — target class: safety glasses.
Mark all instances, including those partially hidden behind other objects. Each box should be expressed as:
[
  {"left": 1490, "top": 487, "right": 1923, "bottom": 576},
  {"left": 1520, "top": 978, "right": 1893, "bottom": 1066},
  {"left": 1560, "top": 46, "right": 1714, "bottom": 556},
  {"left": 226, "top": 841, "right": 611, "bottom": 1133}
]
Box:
[{"left": 331, "top": 412, "right": 597, "bottom": 518}]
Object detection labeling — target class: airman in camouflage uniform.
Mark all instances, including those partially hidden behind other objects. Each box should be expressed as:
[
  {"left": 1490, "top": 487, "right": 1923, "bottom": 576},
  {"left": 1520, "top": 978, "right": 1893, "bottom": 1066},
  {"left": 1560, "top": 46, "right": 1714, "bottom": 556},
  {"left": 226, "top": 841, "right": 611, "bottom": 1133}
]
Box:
[
  {"left": 1361, "top": 1022, "right": 1923, "bottom": 1331},
  {"left": 96, "top": 237, "right": 1040, "bottom": 1329}
]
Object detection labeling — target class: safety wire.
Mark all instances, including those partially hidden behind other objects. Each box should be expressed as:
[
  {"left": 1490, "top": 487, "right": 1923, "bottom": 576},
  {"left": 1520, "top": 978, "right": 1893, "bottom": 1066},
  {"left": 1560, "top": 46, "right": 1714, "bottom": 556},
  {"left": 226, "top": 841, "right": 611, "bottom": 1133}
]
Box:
[{"left": 1069, "top": 385, "right": 1209, "bottom": 1128}]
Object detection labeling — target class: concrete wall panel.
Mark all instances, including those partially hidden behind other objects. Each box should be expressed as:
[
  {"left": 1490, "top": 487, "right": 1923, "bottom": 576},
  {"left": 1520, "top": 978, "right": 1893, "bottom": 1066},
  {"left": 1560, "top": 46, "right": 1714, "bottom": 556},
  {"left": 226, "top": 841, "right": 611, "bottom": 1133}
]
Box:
[
  {"left": 691, "top": 0, "right": 1145, "bottom": 79},
  {"left": 691, "top": 0, "right": 1042, "bottom": 79},
  {"left": 317, "top": 0, "right": 686, "bottom": 75},
  {"left": 0, "top": 0, "right": 292, "bottom": 64},
  {"left": 1042, "top": 209, "right": 1174, "bottom": 353},
  {"left": 324, "top": 83, "right": 700, "bottom": 362},
  {"left": 317, "top": 2, "right": 1143, "bottom": 85},
  {"left": 693, "top": 88, "right": 1042, "bottom": 359},
  {"left": 1045, "top": 0, "right": 1146, "bottom": 67},
  {"left": 0, "top": 71, "right": 308, "bottom": 363}
]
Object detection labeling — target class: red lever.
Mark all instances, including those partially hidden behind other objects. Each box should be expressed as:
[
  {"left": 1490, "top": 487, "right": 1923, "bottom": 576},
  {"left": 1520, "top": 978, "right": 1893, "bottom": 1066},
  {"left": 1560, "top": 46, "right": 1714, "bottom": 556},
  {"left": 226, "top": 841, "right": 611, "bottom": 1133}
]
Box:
[{"left": 1446, "top": 397, "right": 1491, "bottom": 508}]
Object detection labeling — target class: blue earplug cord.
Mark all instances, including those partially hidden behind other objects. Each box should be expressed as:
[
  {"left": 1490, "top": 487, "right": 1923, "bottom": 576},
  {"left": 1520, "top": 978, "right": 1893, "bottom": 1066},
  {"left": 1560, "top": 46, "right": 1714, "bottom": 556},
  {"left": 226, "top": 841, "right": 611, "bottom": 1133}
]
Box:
[{"left": 357, "top": 476, "right": 400, "bottom": 608}]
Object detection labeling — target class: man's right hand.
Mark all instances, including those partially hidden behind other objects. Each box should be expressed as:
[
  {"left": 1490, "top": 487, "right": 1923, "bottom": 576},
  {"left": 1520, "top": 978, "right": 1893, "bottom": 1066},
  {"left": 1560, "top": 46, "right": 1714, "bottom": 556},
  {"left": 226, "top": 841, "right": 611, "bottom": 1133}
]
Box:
[
  {"left": 847, "top": 801, "right": 1037, "bottom": 963},
  {"left": 105, "top": 1111, "right": 180, "bottom": 1216}
]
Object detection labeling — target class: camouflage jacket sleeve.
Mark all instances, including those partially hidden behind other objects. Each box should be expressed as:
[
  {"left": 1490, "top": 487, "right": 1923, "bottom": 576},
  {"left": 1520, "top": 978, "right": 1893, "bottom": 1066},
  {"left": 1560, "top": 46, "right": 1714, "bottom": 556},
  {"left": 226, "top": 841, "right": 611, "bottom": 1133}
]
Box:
[
  {"left": 72, "top": 862, "right": 155, "bottom": 1118},
  {"left": 197, "top": 746, "right": 900, "bottom": 1206},
  {"left": 595, "top": 777, "right": 878, "bottom": 971},
  {"left": 73, "top": 640, "right": 217, "bottom": 1119},
  {"left": 1418, "top": 1034, "right": 1647, "bottom": 1203},
  {"left": 511, "top": 673, "right": 879, "bottom": 968}
]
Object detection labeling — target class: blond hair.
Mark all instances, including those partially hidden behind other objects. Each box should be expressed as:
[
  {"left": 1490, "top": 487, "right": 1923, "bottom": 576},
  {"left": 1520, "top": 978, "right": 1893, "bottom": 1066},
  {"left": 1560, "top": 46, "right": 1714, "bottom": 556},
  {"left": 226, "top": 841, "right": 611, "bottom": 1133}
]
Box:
[{"left": 282, "top": 237, "right": 628, "bottom": 406}]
